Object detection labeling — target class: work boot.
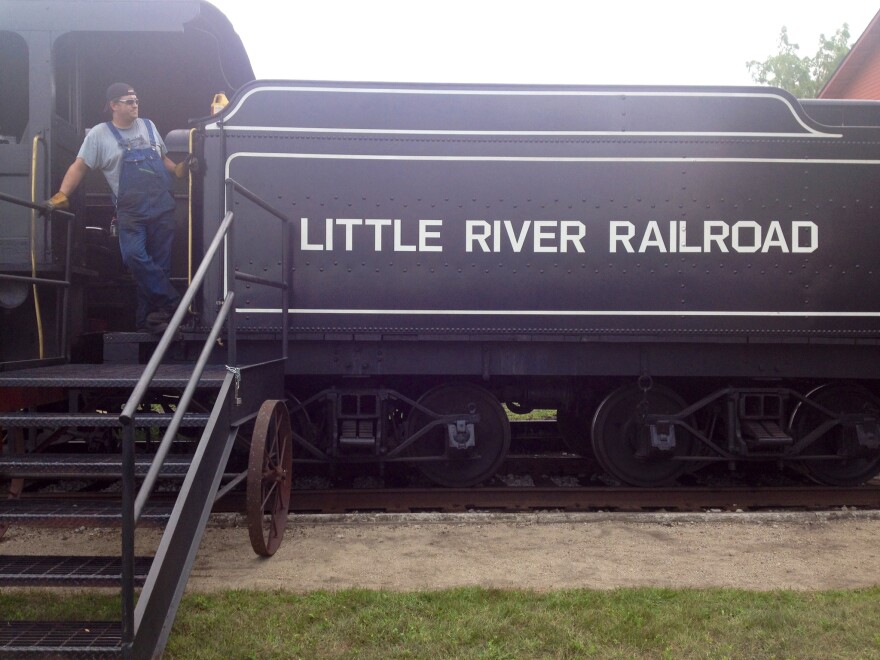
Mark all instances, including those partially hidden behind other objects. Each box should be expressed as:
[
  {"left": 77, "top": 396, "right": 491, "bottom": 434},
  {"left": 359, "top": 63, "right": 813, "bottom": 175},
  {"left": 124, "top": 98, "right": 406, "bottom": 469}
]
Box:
[{"left": 145, "top": 310, "right": 171, "bottom": 334}]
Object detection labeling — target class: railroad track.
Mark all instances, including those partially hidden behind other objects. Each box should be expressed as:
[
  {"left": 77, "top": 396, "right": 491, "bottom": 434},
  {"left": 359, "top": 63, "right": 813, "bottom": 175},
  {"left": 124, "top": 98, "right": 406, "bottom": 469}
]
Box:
[
  {"left": 208, "top": 483, "right": 880, "bottom": 515},
  {"left": 14, "top": 477, "right": 880, "bottom": 516},
  {"left": 6, "top": 420, "right": 880, "bottom": 516}
]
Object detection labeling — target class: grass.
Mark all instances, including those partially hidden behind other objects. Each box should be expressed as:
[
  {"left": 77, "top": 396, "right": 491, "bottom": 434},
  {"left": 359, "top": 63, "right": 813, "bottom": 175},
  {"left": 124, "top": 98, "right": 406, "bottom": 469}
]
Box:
[
  {"left": 4, "top": 587, "right": 880, "bottom": 658},
  {"left": 503, "top": 406, "right": 556, "bottom": 421}
]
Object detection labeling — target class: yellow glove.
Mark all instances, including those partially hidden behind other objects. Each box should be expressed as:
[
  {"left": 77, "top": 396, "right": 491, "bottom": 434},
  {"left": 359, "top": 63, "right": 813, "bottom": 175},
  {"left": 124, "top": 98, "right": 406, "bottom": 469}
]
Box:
[
  {"left": 173, "top": 155, "right": 198, "bottom": 179},
  {"left": 44, "top": 191, "right": 69, "bottom": 212}
]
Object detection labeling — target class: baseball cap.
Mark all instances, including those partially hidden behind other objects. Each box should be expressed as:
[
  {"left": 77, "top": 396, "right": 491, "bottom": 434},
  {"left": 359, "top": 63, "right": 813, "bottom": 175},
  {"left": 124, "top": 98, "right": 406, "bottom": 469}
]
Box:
[{"left": 104, "top": 83, "right": 136, "bottom": 111}]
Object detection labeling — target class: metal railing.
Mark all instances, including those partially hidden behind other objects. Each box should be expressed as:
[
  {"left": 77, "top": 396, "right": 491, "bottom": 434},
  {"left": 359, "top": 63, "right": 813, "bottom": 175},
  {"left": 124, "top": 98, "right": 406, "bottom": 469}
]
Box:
[
  {"left": 117, "top": 177, "right": 291, "bottom": 655},
  {"left": 223, "top": 178, "right": 291, "bottom": 365},
  {"left": 0, "top": 191, "right": 74, "bottom": 368}
]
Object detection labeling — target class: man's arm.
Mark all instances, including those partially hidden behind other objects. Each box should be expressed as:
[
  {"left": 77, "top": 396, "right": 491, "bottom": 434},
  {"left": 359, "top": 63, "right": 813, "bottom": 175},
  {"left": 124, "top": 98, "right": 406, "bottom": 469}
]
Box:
[
  {"left": 44, "top": 157, "right": 90, "bottom": 211},
  {"left": 59, "top": 158, "right": 90, "bottom": 196}
]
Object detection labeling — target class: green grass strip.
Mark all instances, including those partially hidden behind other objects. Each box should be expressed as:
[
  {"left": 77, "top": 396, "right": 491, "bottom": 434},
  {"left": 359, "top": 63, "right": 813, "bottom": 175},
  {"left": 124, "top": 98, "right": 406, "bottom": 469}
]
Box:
[{"left": 3, "top": 587, "right": 880, "bottom": 658}]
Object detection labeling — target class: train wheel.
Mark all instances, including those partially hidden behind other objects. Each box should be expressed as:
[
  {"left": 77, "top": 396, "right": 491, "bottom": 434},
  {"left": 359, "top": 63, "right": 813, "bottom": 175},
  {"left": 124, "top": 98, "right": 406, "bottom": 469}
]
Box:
[
  {"left": 591, "top": 383, "right": 694, "bottom": 487},
  {"left": 790, "top": 384, "right": 880, "bottom": 486},
  {"left": 247, "top": 400, "right": 293, "bottom": 557},
  {"left": 406, "top": 383, "right": 510, "bottom": 487}
]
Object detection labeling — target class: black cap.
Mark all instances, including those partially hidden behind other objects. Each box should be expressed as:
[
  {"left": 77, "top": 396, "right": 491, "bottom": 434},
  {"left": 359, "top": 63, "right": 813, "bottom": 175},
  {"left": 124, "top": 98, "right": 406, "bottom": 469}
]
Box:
[{"left": 104, "top": 83, "right": 136, "bottom": 111}]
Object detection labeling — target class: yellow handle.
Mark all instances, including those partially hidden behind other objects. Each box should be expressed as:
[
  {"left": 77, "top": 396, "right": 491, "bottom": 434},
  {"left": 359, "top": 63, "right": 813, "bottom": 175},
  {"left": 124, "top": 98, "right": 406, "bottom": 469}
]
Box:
[{"left": 30, "top": 134, "right": 46, "bottom": 359}]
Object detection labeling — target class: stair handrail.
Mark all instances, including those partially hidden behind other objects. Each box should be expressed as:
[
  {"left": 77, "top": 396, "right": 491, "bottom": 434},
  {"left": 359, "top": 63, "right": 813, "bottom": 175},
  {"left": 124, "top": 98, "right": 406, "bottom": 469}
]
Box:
[
  {"left": 119, "top": 209, "right": 234, "bottom": 426},
  {"left": 222, "top": 178, "right": 291, "bottom": 366},
  {"left": 121, "top": 178, "right": 291, "bottom": 516},
  {"left": 117, "top": 177, "right": 291, "bottom": 654},
  {"left": 117, "top": 208, "right": 235, "bottom": 651},
  {"left": 0, "top": 191, "right": 75, "bottom": 368}
]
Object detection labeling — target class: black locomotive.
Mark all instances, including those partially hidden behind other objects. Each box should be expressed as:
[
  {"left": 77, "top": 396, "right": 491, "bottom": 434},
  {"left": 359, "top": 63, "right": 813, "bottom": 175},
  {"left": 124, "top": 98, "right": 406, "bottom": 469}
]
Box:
[
  {"left": 5, "top": 2, "right": 880, "bottom": 654},
  {"left": 4, "top": 0, "right": 880, "bottom": 491}
]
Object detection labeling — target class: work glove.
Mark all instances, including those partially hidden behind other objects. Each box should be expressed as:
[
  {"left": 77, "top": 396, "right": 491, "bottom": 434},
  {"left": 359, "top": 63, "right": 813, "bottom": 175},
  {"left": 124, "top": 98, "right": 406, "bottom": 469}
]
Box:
[
  {"left": 43, "top": 191, "right": 69, "bottom": 213},
  {"left": 173, "top": 154, "right": 199, "bottom": 179}
]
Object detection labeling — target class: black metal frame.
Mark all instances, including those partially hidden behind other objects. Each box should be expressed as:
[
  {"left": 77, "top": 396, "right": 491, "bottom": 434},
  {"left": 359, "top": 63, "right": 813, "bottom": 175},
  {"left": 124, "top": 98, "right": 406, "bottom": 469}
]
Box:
[
  {"left": 287, "top": 387, "right": 481, "bottom": 464},
  {"left": 639, "top": 386, "right": 874, "bottom": 463},
  {"left": 0, "top": 192, "right": 74, "bottom": 370}
]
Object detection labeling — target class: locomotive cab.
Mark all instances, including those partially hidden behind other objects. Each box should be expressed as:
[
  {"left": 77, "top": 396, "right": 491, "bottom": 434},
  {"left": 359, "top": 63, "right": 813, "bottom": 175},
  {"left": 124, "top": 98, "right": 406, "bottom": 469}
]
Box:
[{"left": 0, "top": 0, "right": 253, "bottom": 360}]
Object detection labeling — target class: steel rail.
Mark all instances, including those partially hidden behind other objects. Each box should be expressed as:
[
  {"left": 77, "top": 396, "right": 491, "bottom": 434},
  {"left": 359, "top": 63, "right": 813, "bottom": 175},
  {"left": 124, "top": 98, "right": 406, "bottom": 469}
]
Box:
[{"left": 278, "top": 485, "right": 880, "bottom": 514}]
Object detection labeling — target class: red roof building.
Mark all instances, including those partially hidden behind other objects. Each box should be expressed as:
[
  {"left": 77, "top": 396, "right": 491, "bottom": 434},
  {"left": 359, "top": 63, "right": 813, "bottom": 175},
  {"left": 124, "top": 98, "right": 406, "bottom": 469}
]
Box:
[{"left": 820, "top": 10, "right": 880, "bottom": 99}]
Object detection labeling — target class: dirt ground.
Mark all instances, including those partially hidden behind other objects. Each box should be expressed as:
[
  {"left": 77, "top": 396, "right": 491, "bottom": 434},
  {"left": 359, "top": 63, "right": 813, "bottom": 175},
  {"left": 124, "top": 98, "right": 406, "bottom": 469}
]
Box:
[{"left": 2, "top": 511, "right": 880, "bottom": 592}]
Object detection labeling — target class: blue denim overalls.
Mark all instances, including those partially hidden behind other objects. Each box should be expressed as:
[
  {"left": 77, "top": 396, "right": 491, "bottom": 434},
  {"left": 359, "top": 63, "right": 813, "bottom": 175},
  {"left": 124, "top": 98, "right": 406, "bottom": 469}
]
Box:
[{"left": 106, "top": 119, "right": 180, "bottom": 330}]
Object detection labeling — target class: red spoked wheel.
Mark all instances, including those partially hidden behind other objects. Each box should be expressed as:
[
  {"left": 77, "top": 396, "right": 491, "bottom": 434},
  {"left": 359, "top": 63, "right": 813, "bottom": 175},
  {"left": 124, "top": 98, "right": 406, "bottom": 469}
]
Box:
[{"left": 247, "top": 400, "right": 293, "bottom": 557}]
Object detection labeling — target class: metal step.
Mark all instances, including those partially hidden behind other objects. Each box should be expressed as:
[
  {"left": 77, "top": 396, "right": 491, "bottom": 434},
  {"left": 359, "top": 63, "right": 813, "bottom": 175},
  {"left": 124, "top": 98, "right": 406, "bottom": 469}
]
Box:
[
  {"left": 0, "top": 498, "right": 171, "bottom": 527},
  {"left": 0, "top": 620, "right": 121, "bottom": 656},
  {"left": 0, "top": 412, "right": 210, "bottom": 428},
  {"left": 0, "top": 362, "right": 228, "bottom": 389},
  {"left": 0, "top": 555, "right": 152, "bottom": 587},
  {"left": 743, "top": 420, "right": 793, "bottom": 446},
  {"left": 0, "top": 453, "right": 192, "bottom": 479}
]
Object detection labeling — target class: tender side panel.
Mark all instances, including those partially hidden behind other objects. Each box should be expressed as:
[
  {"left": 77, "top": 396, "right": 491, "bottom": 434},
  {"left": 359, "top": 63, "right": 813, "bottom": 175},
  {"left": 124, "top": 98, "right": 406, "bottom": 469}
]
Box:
[{"left": 202, "top": 85, "right": 880, "bottom": 338}]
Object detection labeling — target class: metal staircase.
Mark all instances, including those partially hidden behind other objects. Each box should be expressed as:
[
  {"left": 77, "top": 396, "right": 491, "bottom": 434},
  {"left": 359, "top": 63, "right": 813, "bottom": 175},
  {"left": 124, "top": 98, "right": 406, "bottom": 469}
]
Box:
[{"left": 0, "top": 180, "right": 292, "bottom": 658}]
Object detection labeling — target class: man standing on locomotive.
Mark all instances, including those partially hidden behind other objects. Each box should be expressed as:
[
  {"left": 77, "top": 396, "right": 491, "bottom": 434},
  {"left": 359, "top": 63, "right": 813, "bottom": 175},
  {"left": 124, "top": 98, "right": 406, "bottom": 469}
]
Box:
[{"left": 44, "top": 83, "right": 192, "bottom": 333}]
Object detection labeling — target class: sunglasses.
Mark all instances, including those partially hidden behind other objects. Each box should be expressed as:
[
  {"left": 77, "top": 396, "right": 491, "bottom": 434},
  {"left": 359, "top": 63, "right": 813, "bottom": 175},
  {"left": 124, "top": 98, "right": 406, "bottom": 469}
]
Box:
[{"left": 114, "top": 98, "right": 139, "bottom": 106}]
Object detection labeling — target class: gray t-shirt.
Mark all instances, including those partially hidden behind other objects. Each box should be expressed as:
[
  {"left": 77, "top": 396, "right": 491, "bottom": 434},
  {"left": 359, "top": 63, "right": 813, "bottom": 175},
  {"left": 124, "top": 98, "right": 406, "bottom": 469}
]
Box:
[{"left": 77, "top": 118, "right": 167, "bottom": 198}]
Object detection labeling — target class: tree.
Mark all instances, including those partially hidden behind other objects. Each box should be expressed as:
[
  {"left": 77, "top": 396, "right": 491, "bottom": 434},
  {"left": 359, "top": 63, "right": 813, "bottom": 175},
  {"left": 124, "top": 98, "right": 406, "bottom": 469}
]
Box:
[{"left": 747, "top": 24, "right": 851, "bottom": 98}]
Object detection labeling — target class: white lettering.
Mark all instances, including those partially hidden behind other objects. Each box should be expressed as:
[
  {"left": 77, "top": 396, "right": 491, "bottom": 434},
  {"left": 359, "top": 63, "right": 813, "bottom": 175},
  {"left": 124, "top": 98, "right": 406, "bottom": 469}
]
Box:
[
  {"left": 298, "top": 217, "right": 817, "bottom": 255},
  {"left": 792, "top": 221, "right": 818, "bottom": 253},
  {"left": 678, "top": 220, "right": 700, "bottom": 253},
  {"left": 560, "top": 221, "right": 586, "bottom": 253},
  {"left": 615, "top": 219, "right": 816, "bottom": 254},
  {"left": 393, "top": 219, "right": 417, "bottom": 252},
  {"left": 365, "top": 219, "right": 392, "bottom": 251},
  {"left": 732, "top": 220, "right": 761, "bottom": 253},
  {"left": 761, "top": 221, "right": 790, "bottom": 253},
  {"left": 336, "top": 218, "right": 363, "bottom": 251},
  {"left": 505, "top": 221, "right": 532, "bottom": 252},
  {"left": 466, "top": 220, "right": 492, "bottom": 252},
  {"left": 639, "top": 221, "right": 666, "bottom": 253},
  {"left": 533, "top": 221, "right": 557, "bottom": 253},
  {"left": 610, "top": 221, "right": 635, "bottom": 253},
  {"left": 324, "top": 217, "right": 333, "bottom": 251},
  {"left": 419, "top": 219, "right": 443, "bottom": 252},
  {"left": 300, "top": 217, "right": 323, "bottom": 251},
  {"left": 704, "top": 221, "right": 730, "bottom": 253}
]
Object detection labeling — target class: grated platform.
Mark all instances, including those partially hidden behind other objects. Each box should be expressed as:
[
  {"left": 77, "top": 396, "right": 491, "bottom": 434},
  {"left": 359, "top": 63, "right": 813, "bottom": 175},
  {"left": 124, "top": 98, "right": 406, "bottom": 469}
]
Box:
[
  {"left": 0, "top": 498, "right": 171, "bottom": 527},
  {"left": 0, "top": 453, "right": 193, "bottom": 478},
  {"left": 0, "top": 620, "right": 122, "bottom": 656},
  {"left": 0, "top": 412, "right": 210, "bottom": 428},
  {"left": 0, "top": 363, "right": 228, "bottom": 388},
  {"left": 0, "top": 555, "right": 152, "bottom": 587}
]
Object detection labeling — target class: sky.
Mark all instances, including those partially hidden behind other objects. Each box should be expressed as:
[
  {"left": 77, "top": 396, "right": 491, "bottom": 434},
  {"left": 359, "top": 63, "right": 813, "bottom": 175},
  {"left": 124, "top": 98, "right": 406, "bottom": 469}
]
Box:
[{"left": 209, "top": 1, "right": 879, "bottom": 87}]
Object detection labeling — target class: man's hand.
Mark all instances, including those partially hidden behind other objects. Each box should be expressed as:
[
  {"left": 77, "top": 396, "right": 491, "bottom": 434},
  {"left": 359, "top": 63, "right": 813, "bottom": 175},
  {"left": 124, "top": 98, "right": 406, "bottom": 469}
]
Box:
[
  {"left": 173, "top": 155, "right": 199, "bottom": 179},
  {"left": 43, "top": 191, "right": 69, "bottom": 213}
]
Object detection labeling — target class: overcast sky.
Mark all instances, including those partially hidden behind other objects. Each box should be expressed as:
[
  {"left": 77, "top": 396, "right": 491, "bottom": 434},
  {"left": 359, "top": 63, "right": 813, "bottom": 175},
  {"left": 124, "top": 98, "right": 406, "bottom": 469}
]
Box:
[{"left": 209, "top": 1, "right": 878, "bottom": 87}]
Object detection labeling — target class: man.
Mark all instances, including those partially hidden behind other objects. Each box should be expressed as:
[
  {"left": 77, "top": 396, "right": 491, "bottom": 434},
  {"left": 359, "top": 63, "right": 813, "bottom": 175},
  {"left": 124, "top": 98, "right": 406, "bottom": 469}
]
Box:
[{"left": 45, "top": 83, "right": 192, "bottom": 333}]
